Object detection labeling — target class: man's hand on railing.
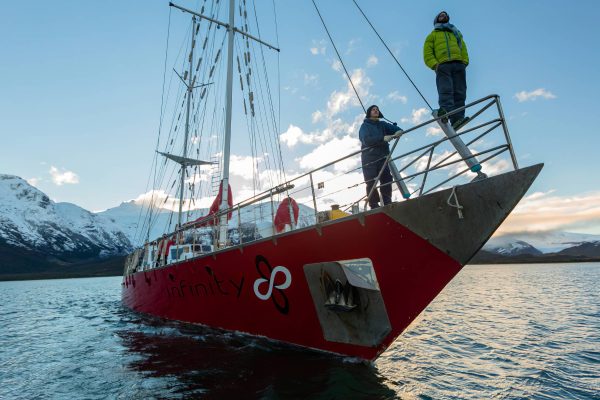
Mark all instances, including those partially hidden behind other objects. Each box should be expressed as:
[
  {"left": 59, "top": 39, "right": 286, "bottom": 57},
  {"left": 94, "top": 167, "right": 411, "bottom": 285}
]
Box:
[{"left": 384, "top": 129, "right": 404, "bottom": 142}]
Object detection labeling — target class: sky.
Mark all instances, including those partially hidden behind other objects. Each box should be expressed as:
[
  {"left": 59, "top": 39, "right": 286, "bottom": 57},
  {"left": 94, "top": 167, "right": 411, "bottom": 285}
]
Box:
[{"left": 1, "top": 1, "right": 600, "bottom": 235}]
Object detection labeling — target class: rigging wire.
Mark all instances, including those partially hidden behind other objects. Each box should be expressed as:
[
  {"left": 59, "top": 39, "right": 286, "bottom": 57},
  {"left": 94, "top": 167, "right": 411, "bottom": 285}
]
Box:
[
  {"left": 243, "top": 34, "right": 278, "bottom": 190},
  {"left": 271, "top": 0, "right": 283, "bottom": 186},
  {"left": 251, "top": 0, "right": 285, "bottom": 185},
  {"left": 134, "top": 6, "right": 173, "bottom": 246},
  {"left": 352, "top": 0, "right": 434, "bottom": 111},
  {"left": 312, "top": 0, "right": 366, "bottom": 113},
  {"left": 143, "top": 5, "right": 214, "bottom": 241},
  {"left": 148, "top": 21, "right": 194, "bottom": 230}
]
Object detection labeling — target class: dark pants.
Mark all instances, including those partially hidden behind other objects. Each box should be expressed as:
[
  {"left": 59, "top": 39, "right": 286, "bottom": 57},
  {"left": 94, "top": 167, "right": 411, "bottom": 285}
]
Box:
[
  {"left": 363, "top": 158, "right": 393, "bottom": 209},
  {"left": 436, "top": 61, "right": 467, "bottom": 124}
]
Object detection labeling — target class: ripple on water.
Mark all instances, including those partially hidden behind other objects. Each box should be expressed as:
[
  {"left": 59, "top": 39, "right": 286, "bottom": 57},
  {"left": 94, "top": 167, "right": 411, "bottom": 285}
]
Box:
[{"left": 0, "top": 264, "right": 599, "bottom": 399}]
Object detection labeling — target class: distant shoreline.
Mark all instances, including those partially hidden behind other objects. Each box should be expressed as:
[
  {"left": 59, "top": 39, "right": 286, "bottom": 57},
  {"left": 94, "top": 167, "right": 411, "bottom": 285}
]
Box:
[
  {"left": 0, "top": 255, "right": 125, "bottom": 282},
  {"left": 470, "top": 251, "right": 600, "bottom": 265},
  {"left": 1, "top": 256, "right": 599, "bottom": 282},
  {"left": 0, "top": 270, "right": 122, "bottom": 282}
]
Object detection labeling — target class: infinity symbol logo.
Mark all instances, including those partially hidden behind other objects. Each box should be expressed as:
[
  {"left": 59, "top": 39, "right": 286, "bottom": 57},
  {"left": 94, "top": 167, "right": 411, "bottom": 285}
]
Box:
[
  {"left": 253, "top": 255, "right": 292, "bottom": 314},
  {"left": 254, "top": 266, "right": 291, "bottom": 300}
]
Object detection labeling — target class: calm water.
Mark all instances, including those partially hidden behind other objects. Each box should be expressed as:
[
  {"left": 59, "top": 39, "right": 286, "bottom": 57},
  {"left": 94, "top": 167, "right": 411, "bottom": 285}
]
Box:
[{"left": 1, "top": 263, "right": 598, "bottom": 399}]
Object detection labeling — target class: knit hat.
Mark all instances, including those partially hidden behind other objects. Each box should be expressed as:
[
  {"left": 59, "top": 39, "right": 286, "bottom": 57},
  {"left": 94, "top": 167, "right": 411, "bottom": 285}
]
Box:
[
  {"left": 366, "top": 105, "right": 384, "bottom": 119},
  {"left": 434, "top": 11, "right": 449, "bottom": 25}
]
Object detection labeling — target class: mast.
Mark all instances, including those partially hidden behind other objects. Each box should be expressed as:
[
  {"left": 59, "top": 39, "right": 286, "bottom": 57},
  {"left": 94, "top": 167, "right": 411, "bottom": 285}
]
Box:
[
  {"left": 178, "top": 17, "right": 196, "bottom": 229},
  {"left": 217, "top": 0, "right": 235, "bottom": 247},
  {"left": 168, "top": 1, "right": 279, "bottom": 245}
]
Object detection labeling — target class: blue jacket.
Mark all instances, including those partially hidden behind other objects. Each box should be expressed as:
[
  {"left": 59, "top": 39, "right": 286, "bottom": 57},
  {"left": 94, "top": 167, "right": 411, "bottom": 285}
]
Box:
[{"left": 359, "top": 118, "right": 400, "bottom": 163}]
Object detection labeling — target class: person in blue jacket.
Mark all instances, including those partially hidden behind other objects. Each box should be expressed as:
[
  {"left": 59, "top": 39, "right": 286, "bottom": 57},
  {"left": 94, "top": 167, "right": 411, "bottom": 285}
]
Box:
[{"left": 359, "top": 105, "right": 404, "bottom": 209}]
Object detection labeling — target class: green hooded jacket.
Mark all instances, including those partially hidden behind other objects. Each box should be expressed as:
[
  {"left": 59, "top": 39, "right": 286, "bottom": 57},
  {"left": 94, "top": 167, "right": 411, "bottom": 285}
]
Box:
[{"left": 423, "top": 28, "right": 469, "bottom": 70}]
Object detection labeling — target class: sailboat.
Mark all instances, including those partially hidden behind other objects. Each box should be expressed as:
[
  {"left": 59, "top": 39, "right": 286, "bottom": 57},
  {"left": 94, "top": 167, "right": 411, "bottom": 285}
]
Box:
[{"left": 122, "top": 1, "right": 542, "bottom": 361}]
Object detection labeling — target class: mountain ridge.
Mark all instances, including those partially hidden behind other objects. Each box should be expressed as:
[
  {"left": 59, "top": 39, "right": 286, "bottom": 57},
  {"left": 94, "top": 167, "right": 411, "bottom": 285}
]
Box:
[
  {"left": 0, "top": 175, "right": 132, "bottom": 275},
  {"left": 1, "top": 173, "right": 599, "bottom": 279}
]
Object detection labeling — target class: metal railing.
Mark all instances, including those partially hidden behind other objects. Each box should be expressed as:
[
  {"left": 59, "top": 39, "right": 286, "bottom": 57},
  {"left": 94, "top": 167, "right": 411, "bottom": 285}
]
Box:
[{"left": 125, "top": 94, "right": 518, "bottom": 274}]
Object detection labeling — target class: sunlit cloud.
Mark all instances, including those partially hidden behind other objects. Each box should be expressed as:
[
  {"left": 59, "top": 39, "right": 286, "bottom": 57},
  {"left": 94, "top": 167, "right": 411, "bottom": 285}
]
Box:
[
  {"left": 49, "top": 166, "right": 79, "bottom": 186},
  {"left": 131, "top": 189, "right": 180, "bottom": 210},
  {"left": 312, "top": 110, "right": 324, "bottom": 123},
  {"left": 426, "top": 126, "right": 443, "bottom": 137},
  {"left": 514, "top": 88, "right": 557, "bottom": 102},
  {"left": 401, "top": 108, "right": 429, "bottom": 125},
  {"left": 327, "top": 68, "right": 372, "bottom": 117},
  {"left": 26, "top": 177, "right": 41, "bottom": 187},
  {"left": 496, "top": 190, "right": 600, "bottom": 234},
  {"left": 298, "top": 170, "right": 366, "bottom": 211},
  {"left": 280, "top": 124, "right": 332, "bottom": 148},
  {"left": 185, "top": 164, "right": 212, "bottom": 185},
  {"left": 297, "top": 135, "right": 361, "bottom": 172},
  {"left": 229, "top": 154, "right": 264, "bottom": 181},
  {"left": 387, "top": 91, "right": 407, "bottom": 104},
  {"left": 280, "top": 115, "right": 364, "bottom": 150}
]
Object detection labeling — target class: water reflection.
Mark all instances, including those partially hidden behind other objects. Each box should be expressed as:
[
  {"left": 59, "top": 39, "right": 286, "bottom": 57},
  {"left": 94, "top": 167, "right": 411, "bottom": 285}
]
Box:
[{"left": 117, "top": 316, "right": 398, "bottom": 399}]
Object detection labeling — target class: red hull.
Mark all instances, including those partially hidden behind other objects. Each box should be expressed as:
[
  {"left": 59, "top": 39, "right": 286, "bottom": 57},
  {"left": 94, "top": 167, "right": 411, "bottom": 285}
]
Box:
[{"left": 122, "top": 212, "right": 461, "bottom": 360}]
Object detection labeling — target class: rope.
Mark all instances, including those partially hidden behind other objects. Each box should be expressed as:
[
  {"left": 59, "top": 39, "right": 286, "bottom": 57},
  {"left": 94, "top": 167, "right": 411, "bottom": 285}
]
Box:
[
  {"left": 135, "top": 7, "right": 173, "bottom": 246},
  {"left": 352, "top": 0, "right": 434, "bottom": 111},
  {"left": 312, "top": 0, "right": 365, "bottom": 113},
  {"left": 447, "top": 186, "right": 464, "bottom": 219}
]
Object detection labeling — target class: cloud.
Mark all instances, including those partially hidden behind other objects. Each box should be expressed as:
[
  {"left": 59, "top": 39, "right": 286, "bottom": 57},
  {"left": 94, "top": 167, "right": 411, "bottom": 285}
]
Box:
[
  {"left": 229, "top": 154, "right": 264, "bottom": 181},
  {"left": 387, "top": 91, "right": 407, "bottom": 104},
  {"left": 366, "top": 55, "right": 378, "bottom": 67},
  {"left": 401, "top": 108, "right": 429, "bottom": 125},
  {"left": 426, "top": 126, "right": 443, "bottom": 137},
  {"left": 309, "top": 39, "right": 326, "bottom": 55},
  {"left": 27, "top": 178, "right": 41, "bottom": 187},
  {"left": 280, "top": 125, "right": 313, "bottom": 148},
  {"left": 295, "top": 170, "right": 366, "bottom": 211},
  {"left": 280, "top": 116, "right": 362, "bottom": 149},
  {"left": 297, "top": 135, "right": 361, "bottom": 172},
  {"left": 327, "top": 68, "right": 372, "bottom": 117},
  {"left": 514, "top": 88, "right": 557, "bottom": 102},
  {"left": 496, "top": 191, "right": 600, "bottom": 235},
  {"left": 331, "top": 60, "right": 342, "bottom": 72},
  {"left": 312, "top": 110, "right": 324, "bottom": 123},
  {"left": 49, "top": 166, "right": 79, "bottom": 186},
  {"left": 131, "top": 189, "right": 184, "bottom": 211}
]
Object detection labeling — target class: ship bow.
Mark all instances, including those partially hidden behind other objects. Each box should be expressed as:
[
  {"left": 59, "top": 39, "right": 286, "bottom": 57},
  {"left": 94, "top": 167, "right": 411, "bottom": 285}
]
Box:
[{"left": 385, "top": 163, "right": 543, "bottom": 265}]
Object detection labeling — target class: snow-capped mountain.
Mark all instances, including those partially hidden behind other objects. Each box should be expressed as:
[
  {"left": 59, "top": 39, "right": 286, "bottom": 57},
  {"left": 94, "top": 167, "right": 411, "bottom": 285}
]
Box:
[
  {"left": 99, "top": 199, "right": 318, "bottom": 247},
  {"left": 3, "top": 171, "right": 599, "bottom": 272},
  {"left": 557, "top": 240, "right": 600, "bottom": 257},
  {"left": 0, "top": 175, "right": 131, "bottom": 259},
  {"left": 484, "top": 239, "right": 542, "bottom": 256},
  {"left": 484, "top": 231, "right": 600, "bottom": 255}
]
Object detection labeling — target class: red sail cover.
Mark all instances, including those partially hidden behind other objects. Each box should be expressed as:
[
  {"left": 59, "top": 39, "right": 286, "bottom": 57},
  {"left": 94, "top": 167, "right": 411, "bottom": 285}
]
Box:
[
  {"left": 274, "top": 197, "right": 299, "bottom": 233},
  {"left": 191, "top": 181, "right": 233, "bottom": 226}
]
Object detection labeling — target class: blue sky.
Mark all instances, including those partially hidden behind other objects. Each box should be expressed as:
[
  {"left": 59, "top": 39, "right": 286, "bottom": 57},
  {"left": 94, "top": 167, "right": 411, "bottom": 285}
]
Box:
[{"left": 1, "top": 1, "right": 600, "bottom": 234}]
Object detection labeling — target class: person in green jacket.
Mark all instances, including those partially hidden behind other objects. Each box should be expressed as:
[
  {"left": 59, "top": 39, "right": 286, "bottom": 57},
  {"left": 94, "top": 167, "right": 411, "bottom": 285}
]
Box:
[{"left": 423, "top": 11, "right": 470, "bottom": 130}]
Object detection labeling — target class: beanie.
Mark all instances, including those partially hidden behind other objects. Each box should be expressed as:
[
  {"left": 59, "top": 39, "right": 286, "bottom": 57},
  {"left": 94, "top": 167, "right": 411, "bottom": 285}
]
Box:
[
  {"left": 366, "top": 105, "right": 384, "bottom": 119},
  {"left": 434, "top": 11, "right": 449, "bottom": 25}
]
